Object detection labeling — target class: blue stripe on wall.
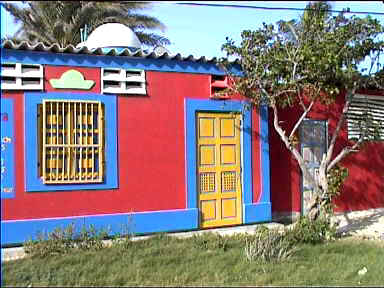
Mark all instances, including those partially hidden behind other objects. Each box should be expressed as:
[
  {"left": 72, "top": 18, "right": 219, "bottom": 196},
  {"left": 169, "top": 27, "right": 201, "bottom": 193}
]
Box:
[
  {"left": 260, "top": 105, "right": 270, "bottom": 203},
  {"left": 1, "top": 49, "right": 242, "bottom": 76},
  {"left": 244, "top": 202, "right": 271, "bottom": 223},
  {"left": 0, "top": 98, "right": 15, "bottom": 198},
  {"left": 1, "top": 208, "right": 199, "bottom": 246},
  {"left": 24, "top": 92, "right": 118, "bottom": 191},
  {"left": 242, "top": 105, "right": 271, "bottom": 224}
]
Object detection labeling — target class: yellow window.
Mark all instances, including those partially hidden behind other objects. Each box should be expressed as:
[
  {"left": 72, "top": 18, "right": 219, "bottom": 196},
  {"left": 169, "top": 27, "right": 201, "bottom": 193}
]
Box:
[{"left": 38, "top": 100, "right": 104, "bottom": 184}]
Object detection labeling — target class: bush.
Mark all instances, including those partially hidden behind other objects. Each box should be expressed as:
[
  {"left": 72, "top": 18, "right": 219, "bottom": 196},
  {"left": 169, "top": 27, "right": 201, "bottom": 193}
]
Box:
[
  {"left": 285, "top": 216, "right": 337, "bottom": 245},
  {"left": 191, "top": 232, "right": 229, "bottom": 251},
  {"left": 75, "top": 225, "right": 108, "bottom": 251},
  {"left": 24, "top": 223, "right": 109, "bottom": 258},
  {"left": 244, "top": 226, "right": 297, "bottom": 263}
]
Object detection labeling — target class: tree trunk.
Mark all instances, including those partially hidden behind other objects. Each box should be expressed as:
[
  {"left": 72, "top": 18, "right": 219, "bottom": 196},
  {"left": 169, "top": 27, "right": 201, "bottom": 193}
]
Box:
[{"left": 307, "top": 165, "right": 329, "bottom": 221}]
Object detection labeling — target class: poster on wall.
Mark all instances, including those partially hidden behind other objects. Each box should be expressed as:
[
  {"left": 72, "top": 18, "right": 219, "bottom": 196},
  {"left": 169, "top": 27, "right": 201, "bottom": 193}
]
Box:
[{"left": 1, "top": 98, "right": 15, "bottom": 198}]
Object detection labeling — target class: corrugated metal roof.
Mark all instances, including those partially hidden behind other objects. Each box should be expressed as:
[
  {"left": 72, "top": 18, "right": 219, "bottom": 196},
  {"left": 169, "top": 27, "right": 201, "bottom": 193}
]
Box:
[{"left": 1, "top": 40, "right": 240, "bottom": 65}]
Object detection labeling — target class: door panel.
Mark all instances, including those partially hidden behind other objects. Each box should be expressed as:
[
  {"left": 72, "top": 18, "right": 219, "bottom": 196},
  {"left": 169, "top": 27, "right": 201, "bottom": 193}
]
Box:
[{"left": 197, "top": 112, "right": 242, "bottom": 228}]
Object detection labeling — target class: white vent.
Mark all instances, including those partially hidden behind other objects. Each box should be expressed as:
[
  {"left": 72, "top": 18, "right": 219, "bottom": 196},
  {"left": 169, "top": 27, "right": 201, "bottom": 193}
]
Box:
[
  {"left": 101, "top": 68, "right": 146, "bottom": 95},
  {"left": 1, "top": 63, "right": 43, "bottom": 90},
  {"left": 347, "top": 94, "right": 384, "bottom": 140}
]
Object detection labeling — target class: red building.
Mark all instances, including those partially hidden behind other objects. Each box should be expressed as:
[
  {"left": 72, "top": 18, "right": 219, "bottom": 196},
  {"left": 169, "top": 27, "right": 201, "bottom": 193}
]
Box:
[
  {"left": 1, "top": 24, "right": 383, "bottom": 246},
  {"left": 0, "top": 24, "right": 271, "bottom": 246},
  {"left": 270, "top": 89, "right": 384, "bottom": 221}
]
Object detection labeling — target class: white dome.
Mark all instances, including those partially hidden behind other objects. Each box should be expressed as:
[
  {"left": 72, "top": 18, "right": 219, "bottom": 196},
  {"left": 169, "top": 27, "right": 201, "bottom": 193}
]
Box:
[{"left": 77, "top": 23, "right": 141, "bottom": 50}]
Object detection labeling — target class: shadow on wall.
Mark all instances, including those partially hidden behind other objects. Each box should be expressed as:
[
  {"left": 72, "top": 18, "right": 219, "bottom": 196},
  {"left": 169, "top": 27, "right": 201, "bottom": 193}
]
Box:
[
  {"left": 334, "top": 90, "right": 384, "bottom": 212},
  {"left": 267, "top": 92, "right": 384, "bottom": 215},
  {"left": 267, "top": 107, "right": 298, "bottom": 215},
  {"left": 336, "top": 142, "right": 384, "bottom": 212},
  {"left": 310, "top": 101, "right": 384, "bottom": 212}
]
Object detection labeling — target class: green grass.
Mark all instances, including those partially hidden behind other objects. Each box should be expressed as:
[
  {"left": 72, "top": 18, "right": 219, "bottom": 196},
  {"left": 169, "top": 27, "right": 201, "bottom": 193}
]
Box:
[{"left": 2, "top": 233, "right": 384, "bottom": 286}]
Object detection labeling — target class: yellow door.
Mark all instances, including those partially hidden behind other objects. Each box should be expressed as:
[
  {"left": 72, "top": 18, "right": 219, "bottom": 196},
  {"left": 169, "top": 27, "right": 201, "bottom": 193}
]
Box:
[{"left": 197, "top": 112, "right": 242, "bottom": 228}]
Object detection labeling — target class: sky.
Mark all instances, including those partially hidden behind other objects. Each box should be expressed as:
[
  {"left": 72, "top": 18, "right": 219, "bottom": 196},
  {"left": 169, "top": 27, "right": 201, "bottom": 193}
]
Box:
[{"left": 1, "top": 1, "right": 384, "bottom": 62}]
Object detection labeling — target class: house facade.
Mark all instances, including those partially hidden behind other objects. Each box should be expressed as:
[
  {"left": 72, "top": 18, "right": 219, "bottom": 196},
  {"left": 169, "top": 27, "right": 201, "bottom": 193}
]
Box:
[
  {"left": 1, "top": 28, "right": 383, "bottom": 246},
  {"left": 0, "top": 39, "right": 271, "bottom": 246}
]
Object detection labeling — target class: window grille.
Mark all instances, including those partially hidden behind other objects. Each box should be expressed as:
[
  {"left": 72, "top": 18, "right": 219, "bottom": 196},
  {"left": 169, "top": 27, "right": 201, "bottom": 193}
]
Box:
[
  {"left": 200, "top": 172, "right": 216, "bottom": 193},
  {"left": 222, "top": 171, "right": 236, "bottom": 192},
  {"left": 347, "top": 94, "right": 384, "bottom": 140},
  {"left": 38, "top": 100, "right": 104, "bottom": 184},
  {"left": 1, "top": 63, "right": 43, "bottom": 90}
]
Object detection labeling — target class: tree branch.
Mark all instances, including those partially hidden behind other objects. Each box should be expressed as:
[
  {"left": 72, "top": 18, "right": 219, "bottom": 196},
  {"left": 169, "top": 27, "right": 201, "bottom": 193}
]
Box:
[
  {"left": 271, "top": 102, "right": 316, "bottom": 187},
  {"left": 327, "top": 137, "right": 364, "bottom": 171},
  {"left": 289, "top": 100, "right": 314, "bottom": 139},
  {"left": 325, "top": 89, "right": 355, "bottom": 166}
]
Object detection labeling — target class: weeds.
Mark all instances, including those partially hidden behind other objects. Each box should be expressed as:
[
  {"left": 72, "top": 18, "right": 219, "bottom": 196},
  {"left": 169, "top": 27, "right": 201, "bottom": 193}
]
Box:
[
  {"left": 24, "top": 215, "right": 136, "bottom": 258},
  {"left": 244, "top": 226, "right": 297, "bottom": 263},
  {"left": 24, "top": 223, "right": 109, "bottom": 258},
  {"left": 24, "top": 224, "right": 77, "bottom": 258},
  {"left": 111, "top": 222, "right": 136, "bottom": 250},
  {"left": 285, "top": 215, "right": 337, "bottom": 245},
  {"left": 191, "top": 232, "right": 229, "bottom": 251}
]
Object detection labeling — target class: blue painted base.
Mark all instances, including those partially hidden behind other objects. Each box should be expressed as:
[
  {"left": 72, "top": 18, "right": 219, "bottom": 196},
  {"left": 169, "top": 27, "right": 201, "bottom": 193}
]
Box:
[
  {"left": 243, "top": 202, "right": 272, "bottom": 224},
  {"left": 1, "top": 204, "right": 272, "bottom": 246},
  {"left": 1, "top": 208, "right": 199, "bottom": 246}
]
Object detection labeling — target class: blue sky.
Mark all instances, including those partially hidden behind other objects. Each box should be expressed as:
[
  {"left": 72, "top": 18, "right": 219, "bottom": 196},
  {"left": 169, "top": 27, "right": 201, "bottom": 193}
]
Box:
[{"left": 1, "top": 1, "right": 384, "bottom": 61}]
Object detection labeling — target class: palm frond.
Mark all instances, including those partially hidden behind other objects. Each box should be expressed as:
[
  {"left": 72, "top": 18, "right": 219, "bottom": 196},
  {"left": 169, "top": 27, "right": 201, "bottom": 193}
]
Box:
[
  {"left": 3, "top": 1, "right": 169, "bottom": 48},
  {"left": 135, "top": 31, "right": 171, "bottom": 46}
]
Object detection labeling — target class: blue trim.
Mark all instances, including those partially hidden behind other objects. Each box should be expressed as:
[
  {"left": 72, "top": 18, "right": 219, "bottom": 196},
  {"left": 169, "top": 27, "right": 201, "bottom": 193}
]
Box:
[
  {"left": 244, "top": 105, "right": 271, "bottom": 224},
  {"left": 185, "top": 99, "right": 253, "bottom": 222},
  {"left": 260, "top": 105, "right": 271, "bottom": 204},
  {"left": 1, "top": 208, "right": 199, "bottom": 245},
  {"left": 0, "top": 98, "right": 15, "bottom": 198},
  {"left": 24, "top": 92, "right": 118, "bottom": 192},
  {"left": 2, "top": 49, "right": 242, "bottom": 76},
  {"left": 243, "top": 202, "right": 271, "bottom": 223}
]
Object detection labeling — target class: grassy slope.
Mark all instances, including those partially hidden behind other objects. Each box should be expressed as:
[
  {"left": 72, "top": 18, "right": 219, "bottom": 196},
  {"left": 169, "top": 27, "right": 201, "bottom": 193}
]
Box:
[{"left": 2, "top": 234, "right": 384, "bottom": 286}]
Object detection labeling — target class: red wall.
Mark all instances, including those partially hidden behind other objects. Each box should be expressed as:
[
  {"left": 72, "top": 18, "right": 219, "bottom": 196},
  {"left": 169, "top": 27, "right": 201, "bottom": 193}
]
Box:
[
  {"left": 269, "top": 91, "right": 384, "bottom": 214},
  {"left": 2, "top": 68, "right": 263, "bottom": 220},
  {"left": 44, "top": 66, "right": 101, "bottom": 93}
]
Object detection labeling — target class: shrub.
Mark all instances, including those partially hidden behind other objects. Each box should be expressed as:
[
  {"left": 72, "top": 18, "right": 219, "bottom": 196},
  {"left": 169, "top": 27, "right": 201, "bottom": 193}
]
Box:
[
  {"left": 24, "top": 223, "right": 109, "bottom": 258},
  {"left": 191, "top": 232, "right": 229, "bottom": 251},
  {"left": 244, "top": 227, "right": 297, "bottom": 263},
  {"left": 75, "top": 225, "right": 108, "bottom": 251},
  {"left": 285, "top": 216, "right": 337, "bottom": 245},
  {"left": 110, "top": 215, "right": 136, "bottom": 250}
]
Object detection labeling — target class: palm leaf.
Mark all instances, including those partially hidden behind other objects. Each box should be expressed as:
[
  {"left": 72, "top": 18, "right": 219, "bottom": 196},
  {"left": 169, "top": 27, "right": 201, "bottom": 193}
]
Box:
[{"left": 3, "top": 1, "right": 170, "bottom": 48}]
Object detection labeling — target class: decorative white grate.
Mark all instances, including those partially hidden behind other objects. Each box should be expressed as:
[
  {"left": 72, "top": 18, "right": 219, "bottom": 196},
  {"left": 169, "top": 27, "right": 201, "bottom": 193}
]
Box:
[
  {"left": 1, "top": 63, "right": 43, "bottom": 90},
  {"left": 101, "top": 68, "right": 146, "bottom": 95}
]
